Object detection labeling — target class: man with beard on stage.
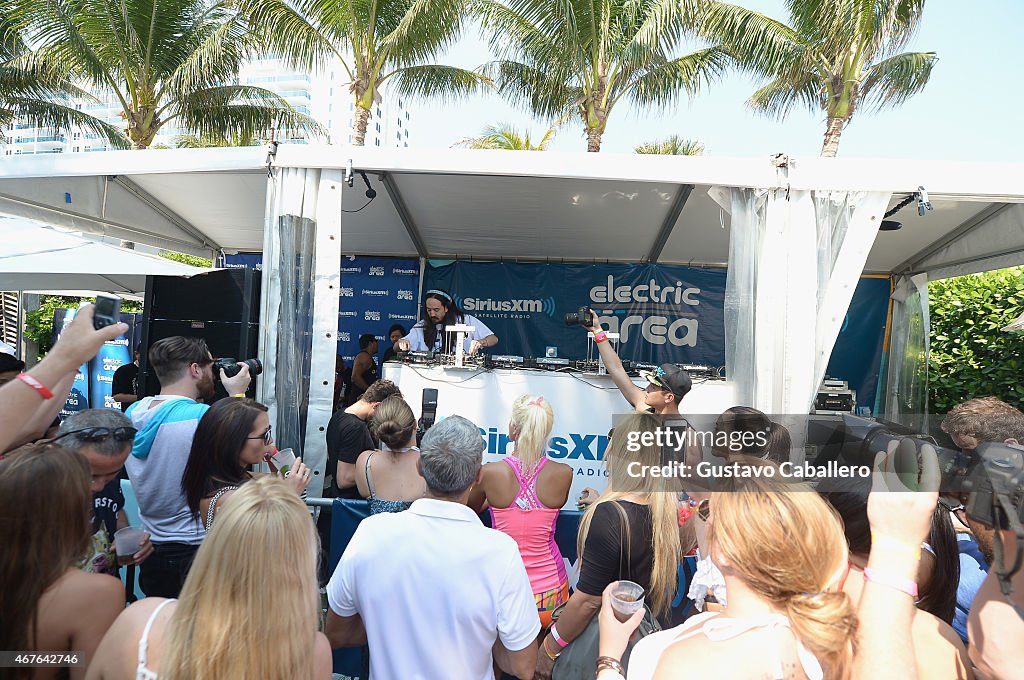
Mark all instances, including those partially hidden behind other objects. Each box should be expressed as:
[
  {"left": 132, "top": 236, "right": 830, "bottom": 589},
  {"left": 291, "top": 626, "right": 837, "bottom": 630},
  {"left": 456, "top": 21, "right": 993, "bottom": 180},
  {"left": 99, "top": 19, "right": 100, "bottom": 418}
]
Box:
[
  {"left": 394, "top": 289, "right": 498, "bottom": 356},
  {"left": 125, "top": 336, "right": 251, "bottom": 598}
]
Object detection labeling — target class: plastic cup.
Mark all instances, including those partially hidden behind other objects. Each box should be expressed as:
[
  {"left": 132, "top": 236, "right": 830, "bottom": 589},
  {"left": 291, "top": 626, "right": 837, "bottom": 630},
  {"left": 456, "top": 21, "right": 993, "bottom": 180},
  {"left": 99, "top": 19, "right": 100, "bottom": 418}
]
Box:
[
  {"left": 610, "top": 580, "right": 645, "bottom": 622},
  {"left": 271, "top": 447, "right": 296, "bottom": 476},
  {"left": 114, "top": 526, "right": 145, "bottom": 557}
]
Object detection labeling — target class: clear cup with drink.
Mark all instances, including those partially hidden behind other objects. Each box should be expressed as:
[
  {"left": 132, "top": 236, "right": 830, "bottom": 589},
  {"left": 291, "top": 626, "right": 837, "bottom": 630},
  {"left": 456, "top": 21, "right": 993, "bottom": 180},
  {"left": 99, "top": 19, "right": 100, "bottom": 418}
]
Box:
[{"left": 114, "top": 526, "right": 146, "bottom": 558}]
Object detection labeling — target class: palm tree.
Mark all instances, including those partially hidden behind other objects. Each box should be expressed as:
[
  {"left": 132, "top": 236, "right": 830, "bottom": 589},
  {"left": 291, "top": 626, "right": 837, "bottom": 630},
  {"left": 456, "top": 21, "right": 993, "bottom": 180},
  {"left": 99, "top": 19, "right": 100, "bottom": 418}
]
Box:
[
  {"left": 454, "top": 118, "right": 564, "bottom": 150},
  {"left": 635, "top": 135, "right": 704, "bottom": 155},
  {"left": 9, "top": 0, "right": 322, "bottom": 149},
  {"left": 700, "top": 0, "right": 937, "bottom": 156},
  {"left": 235, "top": 0, "right": 489, "bottom": 146},
  {"left": 1, "top": 15, "right": 127, "bottom": 146},
  {"left": 477, "top": 0, "right": 729, "bottom": 152},
  {"left": 174, "top": 131, "right": 262, "bottom": 148}
]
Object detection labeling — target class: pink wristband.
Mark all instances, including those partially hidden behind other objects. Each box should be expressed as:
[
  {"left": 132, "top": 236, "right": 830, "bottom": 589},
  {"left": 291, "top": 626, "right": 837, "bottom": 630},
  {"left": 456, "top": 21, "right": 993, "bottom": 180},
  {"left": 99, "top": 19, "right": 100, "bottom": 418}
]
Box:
[
  {"left": 593, "top": 330, "right": 608, "bottom": 344},
  {"left": 550, "top": 624, "right": 569, "bottom": 648},
  {"left": 863, "top": 567, "right": 918, "bottom": 598}
]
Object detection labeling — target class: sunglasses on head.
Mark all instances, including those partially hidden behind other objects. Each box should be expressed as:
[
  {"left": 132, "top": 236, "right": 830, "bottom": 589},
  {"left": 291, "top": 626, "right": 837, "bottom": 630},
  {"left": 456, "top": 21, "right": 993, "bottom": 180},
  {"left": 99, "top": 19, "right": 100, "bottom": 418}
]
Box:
[{"left": 52, "top": 426, "right": 137, "bottom": 443}]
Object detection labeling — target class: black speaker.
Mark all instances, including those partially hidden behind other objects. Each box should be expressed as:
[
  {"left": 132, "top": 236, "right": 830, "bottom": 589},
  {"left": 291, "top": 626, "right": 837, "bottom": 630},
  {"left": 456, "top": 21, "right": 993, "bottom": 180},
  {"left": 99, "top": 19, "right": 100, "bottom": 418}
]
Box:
[{"left": 139, "top": 268, "right": 261, "bottom": 400}]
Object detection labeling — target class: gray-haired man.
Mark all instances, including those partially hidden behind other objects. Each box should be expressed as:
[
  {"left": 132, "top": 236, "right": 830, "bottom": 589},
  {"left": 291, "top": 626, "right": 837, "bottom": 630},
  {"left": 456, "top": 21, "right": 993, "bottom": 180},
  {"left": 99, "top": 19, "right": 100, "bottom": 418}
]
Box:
[
  {"left": 54, "top": 409, "right": 153, "bottom": 576},
  {"left": 326, "top": 415, "right": 539, "bottom": 680}
]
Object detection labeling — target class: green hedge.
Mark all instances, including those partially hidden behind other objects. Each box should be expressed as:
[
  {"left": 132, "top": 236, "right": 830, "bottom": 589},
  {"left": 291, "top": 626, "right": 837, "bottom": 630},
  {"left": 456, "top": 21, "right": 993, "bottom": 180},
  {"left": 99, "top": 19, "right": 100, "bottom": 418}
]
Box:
[{"left": 928, "top": 267, "right": 1024, "bottom": 415}]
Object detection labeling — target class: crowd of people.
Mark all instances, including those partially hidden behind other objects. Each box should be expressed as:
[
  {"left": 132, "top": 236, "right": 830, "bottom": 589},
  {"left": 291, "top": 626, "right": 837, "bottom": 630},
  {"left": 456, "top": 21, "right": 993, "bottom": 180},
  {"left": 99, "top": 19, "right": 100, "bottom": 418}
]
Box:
[{"left": 1, "top": 301, "right": 1022, "bottom": 680}]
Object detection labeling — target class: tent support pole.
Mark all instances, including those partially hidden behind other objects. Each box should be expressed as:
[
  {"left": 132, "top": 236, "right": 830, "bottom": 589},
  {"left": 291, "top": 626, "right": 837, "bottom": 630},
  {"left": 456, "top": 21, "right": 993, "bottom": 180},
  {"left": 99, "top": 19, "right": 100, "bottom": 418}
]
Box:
[
  {"left": 109, "top": 176, "right": 221, "bottom": 252},
  {"left": 380, "top": 173, "right": 428, "bottom": 258},
  {"left": 646, "top": 184, "right": 693, "bottom": 263}
]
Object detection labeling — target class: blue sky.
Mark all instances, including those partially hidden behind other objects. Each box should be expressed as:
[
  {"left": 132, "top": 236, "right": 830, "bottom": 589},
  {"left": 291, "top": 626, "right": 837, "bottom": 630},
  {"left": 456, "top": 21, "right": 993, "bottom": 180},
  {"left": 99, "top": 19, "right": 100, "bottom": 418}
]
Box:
[{"left": 411, "top": 1, "right": 1024, "bottom": 160}]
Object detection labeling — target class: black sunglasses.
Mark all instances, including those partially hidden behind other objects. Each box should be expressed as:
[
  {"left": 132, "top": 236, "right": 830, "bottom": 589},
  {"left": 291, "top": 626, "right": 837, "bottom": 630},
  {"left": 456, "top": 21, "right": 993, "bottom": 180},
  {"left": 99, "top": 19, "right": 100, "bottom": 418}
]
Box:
[
  {"left": 52, "top": 426, "right": 137, "bottom": 443},
  {"left": 247, "top": 425, "right": 273, "bottom": 445}
]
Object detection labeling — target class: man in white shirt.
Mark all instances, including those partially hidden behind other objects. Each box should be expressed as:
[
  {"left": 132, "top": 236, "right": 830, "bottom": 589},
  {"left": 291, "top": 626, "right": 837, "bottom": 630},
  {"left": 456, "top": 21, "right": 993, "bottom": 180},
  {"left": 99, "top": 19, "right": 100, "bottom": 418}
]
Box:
[
  {"left": 394, "top": 289, "right": 498, "bottom": 355},
  {"left": 326, "top": 415, "right": 539, "bottom": 680}
]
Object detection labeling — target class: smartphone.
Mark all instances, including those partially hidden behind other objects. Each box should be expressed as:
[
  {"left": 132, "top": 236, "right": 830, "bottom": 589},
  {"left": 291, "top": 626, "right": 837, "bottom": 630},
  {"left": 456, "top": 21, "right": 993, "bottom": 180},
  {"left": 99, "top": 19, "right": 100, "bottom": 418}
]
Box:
[{"left": 93, "top": 294, "right": 122, "bottom": 330}]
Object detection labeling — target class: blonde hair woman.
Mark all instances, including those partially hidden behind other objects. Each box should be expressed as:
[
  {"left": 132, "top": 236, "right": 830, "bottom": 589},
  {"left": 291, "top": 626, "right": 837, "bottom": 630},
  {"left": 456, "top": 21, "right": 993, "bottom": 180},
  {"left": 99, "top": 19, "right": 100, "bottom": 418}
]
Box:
[
  {"left": 604, "top": 475, "right": 857, "bottom": 680},
  {"left": 86, "top": 477, "right": 331, "bottom": 680},
  {"left": 355, "top": 395, "right": 425, "bottom": 514},
  {"left": 470, "top": 394, "right": 573, "bottom": 628},
  {"left": 533, "top": 412, "right": 683, "bottom": 680}
]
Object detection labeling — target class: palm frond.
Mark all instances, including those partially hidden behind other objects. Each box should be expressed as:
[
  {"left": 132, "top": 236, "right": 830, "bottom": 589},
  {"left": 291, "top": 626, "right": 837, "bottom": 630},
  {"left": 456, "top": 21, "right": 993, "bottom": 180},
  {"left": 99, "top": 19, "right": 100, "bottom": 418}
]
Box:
[
  {"left": 859, "top": 50, "right": 937, "bottom": 113},
  {"left": 385, "top": 64, "right": 491, "bottom": 103},
  {"left": 746, "top": 74, "right": 820, "bottom": 120},
  {"left": 624, "top": 46, "right": 731, "bottom": 108},
  {"left": 6, "top": 97, "right": 130, "bottom": 147},
  {"left": 697, "top": 1, "right": 805, "bottom": 76},
  {"left": 483, "top": 59, "right": 581, "bottom": 120},
  {"left": 172, "top": 84, "right": 326, "bottom": 140},
  {"left": 634, "top": 134, "right": 704, "bottom": 155}
]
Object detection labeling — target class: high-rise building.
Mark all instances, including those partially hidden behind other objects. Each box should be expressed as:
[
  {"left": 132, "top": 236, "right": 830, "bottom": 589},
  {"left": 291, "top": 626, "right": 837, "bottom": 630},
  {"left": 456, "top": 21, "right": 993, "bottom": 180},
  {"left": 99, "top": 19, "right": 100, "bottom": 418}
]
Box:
[{"left": 2, "top": 55, "right": 412, "bottom": 155}]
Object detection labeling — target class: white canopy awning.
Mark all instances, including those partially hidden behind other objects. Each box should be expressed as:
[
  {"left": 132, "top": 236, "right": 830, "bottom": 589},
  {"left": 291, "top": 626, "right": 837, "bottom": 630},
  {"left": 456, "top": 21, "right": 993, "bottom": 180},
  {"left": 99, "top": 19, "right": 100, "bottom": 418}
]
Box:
[
  {"left": 0, "top": 214, "right": 215, "bottom": 293},
  {"left": 1, "top": 146, "right": 1022, "bottom": 277}
]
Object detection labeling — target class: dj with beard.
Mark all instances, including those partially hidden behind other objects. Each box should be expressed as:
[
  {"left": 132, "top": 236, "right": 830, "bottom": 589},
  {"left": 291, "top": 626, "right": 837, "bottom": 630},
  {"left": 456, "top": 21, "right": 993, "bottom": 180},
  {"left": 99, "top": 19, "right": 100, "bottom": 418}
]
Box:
[
  {"left": 125, "top": 336, "right": 252, "bottom": 598},
  {"left": 394, "top": 289, "right": 498, "bottom": 355}
]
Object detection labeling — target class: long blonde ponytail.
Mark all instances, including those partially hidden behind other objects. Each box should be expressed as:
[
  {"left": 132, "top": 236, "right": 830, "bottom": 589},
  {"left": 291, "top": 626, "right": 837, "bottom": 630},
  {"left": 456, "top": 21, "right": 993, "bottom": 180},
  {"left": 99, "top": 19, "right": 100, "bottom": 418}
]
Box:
[{"left": 510, "top": 394, "right": 554, "bottom": 468}]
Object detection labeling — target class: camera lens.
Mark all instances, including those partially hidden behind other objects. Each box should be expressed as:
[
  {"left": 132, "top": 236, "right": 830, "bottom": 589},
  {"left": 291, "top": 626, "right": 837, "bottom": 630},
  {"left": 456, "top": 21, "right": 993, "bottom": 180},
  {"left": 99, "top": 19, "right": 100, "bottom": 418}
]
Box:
[{"left": 244, "top": 358, "right": 263, "bottom": 377}]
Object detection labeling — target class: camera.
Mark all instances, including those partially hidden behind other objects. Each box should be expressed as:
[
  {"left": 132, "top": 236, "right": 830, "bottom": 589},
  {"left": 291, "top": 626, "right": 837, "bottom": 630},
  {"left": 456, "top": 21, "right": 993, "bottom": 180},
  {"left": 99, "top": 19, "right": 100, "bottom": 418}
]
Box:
[
  {"left": 93, "top": 294, "right": 122, "bottom": 330},
  {"left": 943, "top": 441, "right": 1024, "bottom": 531},
  {"left": 213, "top": 357, "right": 263, "bottom": 379},
  {"left": 416, "top": 388, "right": 438, "bottom": 446},
  {"left": 565, "top": 305, "right": 593, "bottom": 327}
]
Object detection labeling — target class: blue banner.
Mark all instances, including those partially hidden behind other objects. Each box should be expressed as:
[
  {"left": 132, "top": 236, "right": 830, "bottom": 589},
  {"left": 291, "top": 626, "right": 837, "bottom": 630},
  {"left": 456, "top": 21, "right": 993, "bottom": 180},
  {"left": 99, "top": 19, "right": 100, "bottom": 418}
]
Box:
[
  {"left": 825, "top": 276, "right": 892, "bottom": 410},
  {"left": 223, "top": 253, "right": 421, "bottom": 364},
  {"left": 52, "top": 308, "right": 90, "bottom": 417},
  {"left": 338, "top": 256, "right": 420, "bottom": 363},
  {"left": 89, "top": 312, "right": 138, "bottom": 410},
  {"left": 425, "top": 261, "right": 728, "bottom": 366}
]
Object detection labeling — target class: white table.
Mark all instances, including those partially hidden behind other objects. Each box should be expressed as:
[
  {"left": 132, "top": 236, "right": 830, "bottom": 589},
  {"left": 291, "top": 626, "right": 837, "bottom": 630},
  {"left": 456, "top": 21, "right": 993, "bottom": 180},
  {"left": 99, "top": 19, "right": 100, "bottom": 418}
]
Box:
[{"left": 382, "top": 363, "right": 737, "bottom": 507}]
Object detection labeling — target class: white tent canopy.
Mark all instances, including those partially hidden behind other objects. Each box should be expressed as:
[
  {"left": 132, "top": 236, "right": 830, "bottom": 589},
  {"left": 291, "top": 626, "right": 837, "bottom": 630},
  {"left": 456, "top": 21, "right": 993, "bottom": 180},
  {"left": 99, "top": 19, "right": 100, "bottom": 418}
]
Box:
[
  {"left": 1, "top": 147, "right": 1023, "bottom": 277},
  {"left": 0, "top": 214, "right": 215, "bottom": 293},
  {"left": 1, "top": 146, "right": 1023, "bottom": 493}
]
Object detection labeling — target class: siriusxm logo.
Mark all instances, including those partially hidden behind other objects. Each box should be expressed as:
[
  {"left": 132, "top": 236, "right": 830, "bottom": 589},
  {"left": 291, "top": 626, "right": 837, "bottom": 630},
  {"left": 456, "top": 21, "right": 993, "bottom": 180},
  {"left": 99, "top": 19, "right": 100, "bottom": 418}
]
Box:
[
  {"left": 389, "top": 313, "right": 417, "bottom": 320},
  {"left": 362, "top": 289, "right": 390, "bottom": 297},
  {"left": 457, "top": 296, "right": 556, "bottom": 317},
  {"left": 480, "top": 427, "right": 609, "bottom": 460},
  {"left": 393, "top": 268, "right": 418, "bottom": 275},
  {"left": 340, "top": 267, "right": 361, "bottom": 274},
  {"left": 339, "top": 311, "right": 357, "bottom": 318}
]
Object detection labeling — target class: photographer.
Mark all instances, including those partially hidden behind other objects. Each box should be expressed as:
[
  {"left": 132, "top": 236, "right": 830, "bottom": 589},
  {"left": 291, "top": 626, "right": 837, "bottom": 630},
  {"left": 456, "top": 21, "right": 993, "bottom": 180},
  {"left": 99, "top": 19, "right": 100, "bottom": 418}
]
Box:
[
  {"left": 940, "top": 397, "right": 1024, "bottom": 679},
  {"left": 125, "top": 336, "right": 251, "bottom": 598},
  {"left": 394, "top": 289, "right": 497, "bottom": 355}
]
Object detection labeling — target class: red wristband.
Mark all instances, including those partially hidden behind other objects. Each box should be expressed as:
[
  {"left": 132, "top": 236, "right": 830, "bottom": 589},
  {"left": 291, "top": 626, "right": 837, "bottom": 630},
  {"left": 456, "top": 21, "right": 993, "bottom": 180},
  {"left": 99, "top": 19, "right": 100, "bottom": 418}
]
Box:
[
  {"left": 593, "top": 330, "right": 608, "bottom": 344},
  {"left": 17, "top": 372, "right": 54, "bottom": 399}
]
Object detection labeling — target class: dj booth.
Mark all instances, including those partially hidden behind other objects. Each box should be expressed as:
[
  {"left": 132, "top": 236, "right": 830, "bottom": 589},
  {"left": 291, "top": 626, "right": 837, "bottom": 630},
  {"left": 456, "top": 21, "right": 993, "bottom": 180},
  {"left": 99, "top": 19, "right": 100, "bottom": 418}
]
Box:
[{"left": 382, "top": 362, "right": 737, "bottom": 506}]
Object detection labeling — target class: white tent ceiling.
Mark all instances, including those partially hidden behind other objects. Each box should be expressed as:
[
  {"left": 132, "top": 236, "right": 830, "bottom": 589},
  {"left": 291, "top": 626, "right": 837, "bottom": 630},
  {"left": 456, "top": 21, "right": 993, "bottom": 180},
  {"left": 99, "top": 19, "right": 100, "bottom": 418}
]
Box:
[
  {"left": 0, "top": 215, "right": 214, "bottom": 293},
  {"left": 1, "top": 146, "right": 1023, "bottom": 277}
]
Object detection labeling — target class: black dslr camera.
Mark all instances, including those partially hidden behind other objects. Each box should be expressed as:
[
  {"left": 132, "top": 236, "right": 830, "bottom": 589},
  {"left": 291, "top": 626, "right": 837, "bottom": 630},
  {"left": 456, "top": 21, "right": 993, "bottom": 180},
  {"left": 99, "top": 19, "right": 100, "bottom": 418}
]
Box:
[
  {"left": 941, "top": 441, "right": 1024, "bottom": 531},
  {"left": 212, "top": 357, "right": 263, "bottom": 379},
  {"left": 565, "top": 305, "right": 593, "bottom": 327}
]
